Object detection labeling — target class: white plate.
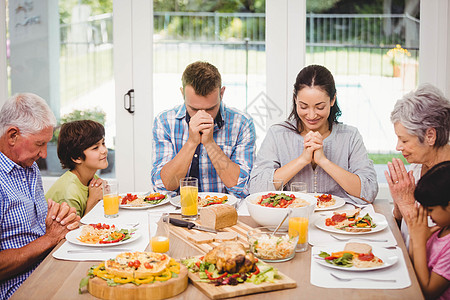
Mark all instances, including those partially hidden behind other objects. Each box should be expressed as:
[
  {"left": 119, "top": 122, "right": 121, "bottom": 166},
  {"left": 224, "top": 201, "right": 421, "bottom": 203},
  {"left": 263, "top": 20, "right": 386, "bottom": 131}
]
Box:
[
  {"left": 119, "top": 193, "right": 170, "bottom": 210},
  {"left": 65, "top": 225, "right": 140, "bottom": 247},
  {"left": 170, "top": 192, "right": 238, "bottom": 208},
  {"left": 313, "top": 244, "right": 399, "bottom": 271},
  {"left": 314, "top": 212, "right": 388, "bottom": 235},
  {"left": 312, "top": 193, "right": 346, "bottom": 211}
]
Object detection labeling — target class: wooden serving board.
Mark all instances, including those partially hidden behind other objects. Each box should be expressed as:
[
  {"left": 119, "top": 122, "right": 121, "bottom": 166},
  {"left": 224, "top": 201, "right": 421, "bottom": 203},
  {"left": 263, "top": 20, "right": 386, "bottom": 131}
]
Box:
[
  {"left": 186, "top": 261, "right": 297, "bottom": 299},
  {"left": 169, "top": 220, "right": 253, "bottom": 254},
  {"left": 87, "top": 264, "right": 188, "bottom": 300}
]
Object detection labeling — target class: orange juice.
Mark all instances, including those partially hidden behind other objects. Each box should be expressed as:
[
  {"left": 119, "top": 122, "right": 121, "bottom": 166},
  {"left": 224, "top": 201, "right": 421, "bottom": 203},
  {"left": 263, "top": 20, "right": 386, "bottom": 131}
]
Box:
[
  {"left": 151, "top": 236, "right": 170, "bottom": 253},
  {"left": 103, "top": 194, "right": 119, "bottom": 216},
  {"left": 289, "top": 217, "right": 309, "bottom": 244},
  {"left": 180, "top": 186, "right": 198, "bottom": 216}
]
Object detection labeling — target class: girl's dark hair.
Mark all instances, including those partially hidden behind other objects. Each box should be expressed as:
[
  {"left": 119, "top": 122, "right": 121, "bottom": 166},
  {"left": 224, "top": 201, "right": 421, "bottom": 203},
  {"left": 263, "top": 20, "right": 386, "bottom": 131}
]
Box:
[
  {"left": 57, "top": 120, "right": 105, "bottom": 170},
  {"left": 286, "top": 65, "right": 342, "bottom": 133},
  {"left": 414, "top": 161, "right": 450, "bottom": 207}
]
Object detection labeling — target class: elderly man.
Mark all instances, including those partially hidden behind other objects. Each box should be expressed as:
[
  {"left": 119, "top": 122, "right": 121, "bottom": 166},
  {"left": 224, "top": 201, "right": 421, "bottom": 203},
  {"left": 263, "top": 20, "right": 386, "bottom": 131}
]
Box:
[
  {"left": 0, "top": 93, "right": 80, "bottom": 299},
  {"left": 151, "top": 61, "right": 256, "bottom": 198}
]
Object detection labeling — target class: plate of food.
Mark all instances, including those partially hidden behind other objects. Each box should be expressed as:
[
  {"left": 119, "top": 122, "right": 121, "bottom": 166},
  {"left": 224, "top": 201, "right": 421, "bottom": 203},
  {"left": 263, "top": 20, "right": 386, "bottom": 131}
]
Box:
[
  {"left": 312, "top": 193, "right": 346, "bottom": 211},
  {"left": 170, "top": 192, "right": 237, "bottom": 208},
  {"left": 65, "top": 223, "right": 140, "bottom": 247},
  {"left": 313, "top": 242, "right": 398, "bottom": 271},
  {"left": 314, "top": 208, "right": 388, "bottom": 234},
  {"left": 119, "top": 192, "right": 170, "bottom": 209}
]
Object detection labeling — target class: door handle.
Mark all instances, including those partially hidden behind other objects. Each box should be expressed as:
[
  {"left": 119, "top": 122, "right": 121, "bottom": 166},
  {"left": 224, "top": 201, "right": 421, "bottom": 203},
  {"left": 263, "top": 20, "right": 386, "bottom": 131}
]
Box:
[{"left": 124, "top": 89, "right": 135, "bottom": 114}]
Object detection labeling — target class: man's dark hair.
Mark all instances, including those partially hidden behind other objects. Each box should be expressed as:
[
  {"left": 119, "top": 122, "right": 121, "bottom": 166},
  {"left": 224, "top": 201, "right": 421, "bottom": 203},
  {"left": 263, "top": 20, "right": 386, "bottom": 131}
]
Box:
[{"left": 182, "top": 61, "right": 222, "bottom": 96}]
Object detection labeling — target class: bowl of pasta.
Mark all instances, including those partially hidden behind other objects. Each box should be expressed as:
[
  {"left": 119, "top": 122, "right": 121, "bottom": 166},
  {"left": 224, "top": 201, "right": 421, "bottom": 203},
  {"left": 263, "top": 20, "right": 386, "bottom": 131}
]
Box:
[{"left": 245, "top": 191, "right": 316, "bottom": 229}]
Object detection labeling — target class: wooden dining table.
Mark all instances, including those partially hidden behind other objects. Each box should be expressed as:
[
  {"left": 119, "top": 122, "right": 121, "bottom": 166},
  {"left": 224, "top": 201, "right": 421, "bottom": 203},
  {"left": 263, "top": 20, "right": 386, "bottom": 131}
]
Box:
[{"left": 11, "top": 199, "right": 424, "bottom": 300}]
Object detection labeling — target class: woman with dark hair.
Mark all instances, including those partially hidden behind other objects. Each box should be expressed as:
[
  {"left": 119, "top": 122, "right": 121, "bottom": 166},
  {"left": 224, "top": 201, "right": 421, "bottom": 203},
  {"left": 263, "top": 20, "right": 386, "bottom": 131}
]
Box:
[{"left": 248, "top": 65, "right": 378, "bottom": 205}]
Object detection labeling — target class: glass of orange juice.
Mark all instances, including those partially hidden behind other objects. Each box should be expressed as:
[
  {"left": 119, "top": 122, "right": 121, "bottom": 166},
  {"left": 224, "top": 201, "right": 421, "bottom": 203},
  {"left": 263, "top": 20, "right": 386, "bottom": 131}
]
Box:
[
  {"left": 288, "top": 208, "right": 309, "bottom": 252},
  {"left": 103, "top": 181, "right": 119, "bottom": 218},
  {"left": 180, "top": 177, "right": 198, "bottom": 221},
  {"left": 148, "top": 212, "right": 170, "bottom": 253}
]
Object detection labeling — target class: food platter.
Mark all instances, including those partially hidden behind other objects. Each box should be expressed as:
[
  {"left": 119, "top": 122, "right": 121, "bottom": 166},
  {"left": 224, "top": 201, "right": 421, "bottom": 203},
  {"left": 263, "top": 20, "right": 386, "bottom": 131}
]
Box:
[
  {"left": 170, "top": 192, "right": 237, "bottom": 208},
  {"left": 312, "top": 193, "right": 346, "bottom": 211},
  {"left": 65, "top": 226, "right": 141, "bottom": 247},
  {"left": 119, "top": 192, "right": 170, "bottom": 210},
  {"left": 314, "top": 212, "right": 388, "bottom": 235},
  {"left": 313, "top": 244, "right": 399, "bottom": 271}
]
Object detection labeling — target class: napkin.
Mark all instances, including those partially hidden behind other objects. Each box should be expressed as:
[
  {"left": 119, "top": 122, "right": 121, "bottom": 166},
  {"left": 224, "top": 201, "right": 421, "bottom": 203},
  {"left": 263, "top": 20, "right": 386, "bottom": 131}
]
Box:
[
  {"left": 308, "top": 204, "right": 397, "bottom": 247},
  {"left": 310, "top": 243, "right": 411, "bottom": 289}
]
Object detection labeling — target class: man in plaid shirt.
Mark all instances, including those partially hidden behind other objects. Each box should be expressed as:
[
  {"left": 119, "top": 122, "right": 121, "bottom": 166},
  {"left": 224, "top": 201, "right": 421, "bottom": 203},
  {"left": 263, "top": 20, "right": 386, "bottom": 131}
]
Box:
[
  {"left": 0, "top": 93, "right": 80, "bottom": 299},
  {"left": 152, "top": 61, "right": 256, "bottom": 198}
]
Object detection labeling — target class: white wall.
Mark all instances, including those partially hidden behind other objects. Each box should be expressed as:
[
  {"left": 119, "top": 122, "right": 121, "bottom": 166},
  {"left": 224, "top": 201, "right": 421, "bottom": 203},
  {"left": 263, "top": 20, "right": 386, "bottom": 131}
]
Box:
[
  {"left": 419, "top": 0, "right": 450, "bottom": 96},
  {"left": 266, "top": 0, "right": 306, "bottom": 128}
]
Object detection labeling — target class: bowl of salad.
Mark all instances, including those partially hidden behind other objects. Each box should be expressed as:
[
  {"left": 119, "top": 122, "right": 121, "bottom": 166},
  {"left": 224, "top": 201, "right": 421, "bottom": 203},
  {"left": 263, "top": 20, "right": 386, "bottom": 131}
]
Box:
[
  {"left": 247, "top": 227, "right": 298, "bottom": 262},
  {"left": 245, "top": 191, "right": 316, "bottom": 228}
]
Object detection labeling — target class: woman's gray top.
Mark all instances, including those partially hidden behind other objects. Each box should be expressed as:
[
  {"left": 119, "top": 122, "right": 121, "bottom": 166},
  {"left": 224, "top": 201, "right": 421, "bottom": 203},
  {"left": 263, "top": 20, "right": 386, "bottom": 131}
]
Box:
[{"left": 248, "top": 120, "right": 378, "bottom": 205}]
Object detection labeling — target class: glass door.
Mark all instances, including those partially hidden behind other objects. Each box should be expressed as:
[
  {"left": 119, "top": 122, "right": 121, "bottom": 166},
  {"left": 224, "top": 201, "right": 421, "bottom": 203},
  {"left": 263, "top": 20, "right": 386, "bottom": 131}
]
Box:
[{"left": 3, "top": 0, "right": 116, "bottom": 185}]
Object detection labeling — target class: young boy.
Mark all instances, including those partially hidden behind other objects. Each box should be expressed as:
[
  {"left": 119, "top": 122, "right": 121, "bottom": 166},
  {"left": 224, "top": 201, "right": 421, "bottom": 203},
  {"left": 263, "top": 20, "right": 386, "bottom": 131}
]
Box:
[{"left": 45, "top": 120, "right": 108, "bottom": 216}]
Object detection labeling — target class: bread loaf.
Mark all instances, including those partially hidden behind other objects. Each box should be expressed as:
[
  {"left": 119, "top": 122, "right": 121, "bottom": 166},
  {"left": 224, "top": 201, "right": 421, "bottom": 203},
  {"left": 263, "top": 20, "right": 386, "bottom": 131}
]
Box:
[{"left": 200, "top": 204, "right": 237, "bottom": 229}]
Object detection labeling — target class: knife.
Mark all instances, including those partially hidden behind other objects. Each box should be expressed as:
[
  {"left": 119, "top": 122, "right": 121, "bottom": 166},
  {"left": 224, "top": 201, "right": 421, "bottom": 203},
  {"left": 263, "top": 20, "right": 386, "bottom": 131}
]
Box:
[{"left": 169, "top": 218, "right": 217, "bottom": 233}]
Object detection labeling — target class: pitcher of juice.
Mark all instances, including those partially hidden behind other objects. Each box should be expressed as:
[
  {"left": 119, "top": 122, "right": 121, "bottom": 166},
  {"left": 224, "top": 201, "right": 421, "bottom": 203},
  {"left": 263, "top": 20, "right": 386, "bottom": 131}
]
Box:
[
  {"left": 148, "top": 212, "right": 170, "bottom": 253},
  {"left": 180, "top": 177, "right": 198, "bottom": 221}
]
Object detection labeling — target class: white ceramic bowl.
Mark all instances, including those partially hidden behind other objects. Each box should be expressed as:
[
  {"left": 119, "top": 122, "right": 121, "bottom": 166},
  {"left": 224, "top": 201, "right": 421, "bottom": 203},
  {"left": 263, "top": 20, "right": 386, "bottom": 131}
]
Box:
[{"left": 245, "top": 191, "right": 316, "bottom": 229}]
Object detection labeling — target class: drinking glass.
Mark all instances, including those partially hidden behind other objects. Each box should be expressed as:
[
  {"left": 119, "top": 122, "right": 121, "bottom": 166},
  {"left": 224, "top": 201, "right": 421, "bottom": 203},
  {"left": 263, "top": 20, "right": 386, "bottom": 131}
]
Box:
[
  {"left": 103, "top": 181, "right": 119, "bottom": 218},
  {"left": 268, "top": 179, "right": 284, "bottom": 191},
  {"left": 148, "top": 212, "right": 170, "bottom": 253},
  {"left": 290, "top": 182, "right": 308, "bottom": 193},
  {"left": 180, "top": 177, "right": 198, "bottom": 220},
  {"left": 288, "top": 208, "right": 309, "bottom": 252}
]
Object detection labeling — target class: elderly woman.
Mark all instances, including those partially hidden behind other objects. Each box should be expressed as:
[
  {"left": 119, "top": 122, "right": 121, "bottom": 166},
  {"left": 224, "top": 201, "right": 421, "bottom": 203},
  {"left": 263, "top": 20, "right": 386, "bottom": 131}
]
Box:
[
  {"left": 385, "top": 84, "right": 450, "bottom": 247},
  {"left": 249, "top": 65, "right": 378, "bottom": 205}
]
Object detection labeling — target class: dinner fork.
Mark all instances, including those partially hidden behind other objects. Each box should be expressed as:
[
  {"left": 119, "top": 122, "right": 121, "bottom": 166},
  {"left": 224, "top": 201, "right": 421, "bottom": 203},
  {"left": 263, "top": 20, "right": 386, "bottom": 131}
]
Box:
[
  {"left": 330, "top": 272, "right": 396, "bottom": 283},
  {"left": 330, "top": 234, "right": 387, "bottom": 243}
]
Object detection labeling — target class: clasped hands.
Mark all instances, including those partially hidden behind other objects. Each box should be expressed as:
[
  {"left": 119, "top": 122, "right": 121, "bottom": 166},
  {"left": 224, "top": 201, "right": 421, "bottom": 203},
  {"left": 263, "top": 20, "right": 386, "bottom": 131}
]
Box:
[
  {"left": 187, "top": 110, "right": 215, "bottom": 146},
  {"left": 300, "top": 131, "right": 328, "bottom": 165},
  {"left": 45, "top": 199, "right": 80, "bottom": 244}
]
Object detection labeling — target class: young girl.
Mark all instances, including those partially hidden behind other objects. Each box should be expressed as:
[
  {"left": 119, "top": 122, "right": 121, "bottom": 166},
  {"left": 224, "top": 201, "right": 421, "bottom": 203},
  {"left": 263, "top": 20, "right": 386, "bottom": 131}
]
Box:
[
  {"left": 407, "top": 161, "right": 450, "bottom": 300},
  {"left": 45, "top": 120, "right": 108, "bottom": 216}
]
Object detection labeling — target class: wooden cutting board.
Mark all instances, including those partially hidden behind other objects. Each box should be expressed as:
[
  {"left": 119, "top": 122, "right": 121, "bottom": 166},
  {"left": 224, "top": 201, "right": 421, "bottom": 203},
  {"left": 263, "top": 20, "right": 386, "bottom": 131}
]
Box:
[
  {"left": 87, "top": 264, "right": 188, "bottom": 300},
  {"left": 186, "top": 260, "right": 297, "bottom": 299},
  {"left": 169, "top": 220, "right": 253, "bottom": 254}
]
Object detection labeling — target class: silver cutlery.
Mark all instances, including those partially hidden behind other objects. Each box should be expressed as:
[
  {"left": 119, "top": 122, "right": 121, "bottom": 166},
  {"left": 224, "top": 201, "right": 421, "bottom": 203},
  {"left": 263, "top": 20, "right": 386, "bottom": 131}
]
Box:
[
  {"left": 330, "top": 272, "right": 396, "bottom": 282},
  {"left": 330, "top": 234, "right": 388, "bottom": 243},
  {"left": 68, "top": 248, "right": 132, "bottom": 253}
]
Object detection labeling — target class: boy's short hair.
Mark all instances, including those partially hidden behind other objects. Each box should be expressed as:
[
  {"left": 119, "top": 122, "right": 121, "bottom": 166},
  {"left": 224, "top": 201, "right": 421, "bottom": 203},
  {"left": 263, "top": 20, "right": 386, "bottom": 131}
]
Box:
[
  {"left": 181, "top": 61, "right": 221, "bottom": 96},
  {"left": 57, "top": 120, "right": 105, "bottom": 170}
]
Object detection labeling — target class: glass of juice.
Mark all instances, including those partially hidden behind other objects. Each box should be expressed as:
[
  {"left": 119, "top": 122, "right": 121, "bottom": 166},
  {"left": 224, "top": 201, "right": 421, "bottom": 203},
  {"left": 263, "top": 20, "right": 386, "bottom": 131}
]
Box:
[
  {"left": 103, "top": 181, "right": 119, "bottom": 218},
  {"left": 288, "top": 208, "right": 309, "bottom": 252},
  {"left": 180, "top": 177, "right": 198, "bottom": 221},
  {"left": 148, "top": 212, "right": 170, "bottom": 253}
]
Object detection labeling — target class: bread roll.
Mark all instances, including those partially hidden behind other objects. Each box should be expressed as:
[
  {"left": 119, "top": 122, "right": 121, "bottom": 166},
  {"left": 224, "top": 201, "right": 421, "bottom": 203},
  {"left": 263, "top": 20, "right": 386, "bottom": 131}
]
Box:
[
  {"left": 344, "top": 242, "right": 372, "bottom": 254},
  {"left": 200, "top": 204, "right": 237, "bottom": 229}
]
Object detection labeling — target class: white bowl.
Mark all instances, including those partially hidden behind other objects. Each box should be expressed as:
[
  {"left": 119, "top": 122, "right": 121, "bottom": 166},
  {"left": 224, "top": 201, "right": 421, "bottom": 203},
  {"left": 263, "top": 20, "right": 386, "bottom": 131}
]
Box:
[{"left": 245, "top": 191, "right": 316, "bottom": 229}]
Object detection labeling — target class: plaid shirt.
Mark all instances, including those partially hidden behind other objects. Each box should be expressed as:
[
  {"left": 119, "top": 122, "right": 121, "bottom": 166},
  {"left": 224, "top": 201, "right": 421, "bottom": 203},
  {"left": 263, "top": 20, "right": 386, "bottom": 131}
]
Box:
[
  {"left": 152, "top": 103, "right": 256, "bottom": 198},
  {"left": 0, "top": 152, "right": 47, "bottom": 299}
]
